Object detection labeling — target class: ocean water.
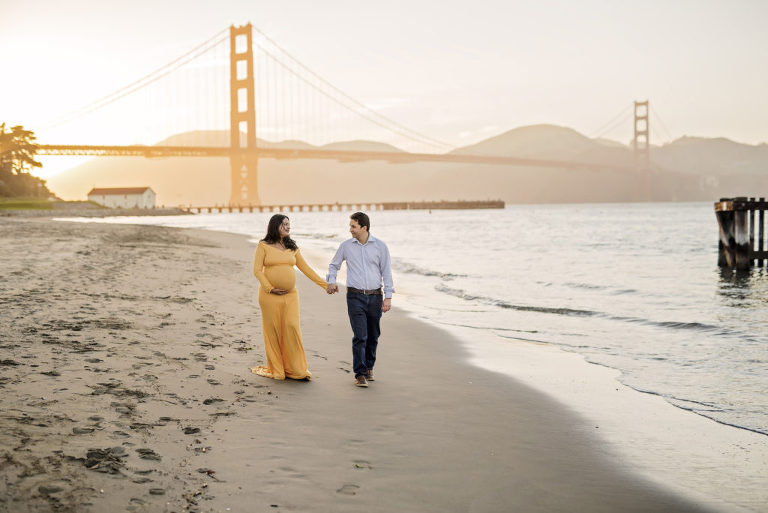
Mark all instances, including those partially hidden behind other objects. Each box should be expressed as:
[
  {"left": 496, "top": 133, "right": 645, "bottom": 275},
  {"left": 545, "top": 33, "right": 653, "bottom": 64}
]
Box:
[{"left": 62, "top": 202, "right": 768, "bottom": 437}]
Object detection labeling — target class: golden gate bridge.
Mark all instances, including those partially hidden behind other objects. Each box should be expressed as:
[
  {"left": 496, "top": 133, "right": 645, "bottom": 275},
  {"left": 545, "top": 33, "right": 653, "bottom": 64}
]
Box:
[{"left": 35, "top": 23, "right": 655, "bottom": 206}]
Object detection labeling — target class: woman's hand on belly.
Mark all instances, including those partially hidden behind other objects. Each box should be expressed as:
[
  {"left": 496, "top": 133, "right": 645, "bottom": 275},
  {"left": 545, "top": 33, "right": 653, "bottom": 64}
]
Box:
[
  {"left": 270, "top": 288, "right": 289, "bottom": 295},
  {"left": 264, "top": 266, "right": 296, "bottom": 291}
]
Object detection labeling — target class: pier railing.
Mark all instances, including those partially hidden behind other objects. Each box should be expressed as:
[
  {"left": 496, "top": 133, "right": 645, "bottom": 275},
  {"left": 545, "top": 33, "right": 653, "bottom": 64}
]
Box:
[
  {"left": 180, "top": 199, "right": 505, "bottom": 214},
  {"left": 714, "top": 196, "right": 767, "bottom": 269}
]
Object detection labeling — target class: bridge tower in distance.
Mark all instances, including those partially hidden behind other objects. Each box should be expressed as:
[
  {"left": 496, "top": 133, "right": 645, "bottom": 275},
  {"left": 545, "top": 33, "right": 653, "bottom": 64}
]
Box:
[
  {"left": 229, "top": 24, "right": 260, "bottom": 205},
  {"left": 633, "top": 100, "right": 650, "bottom": 172}
]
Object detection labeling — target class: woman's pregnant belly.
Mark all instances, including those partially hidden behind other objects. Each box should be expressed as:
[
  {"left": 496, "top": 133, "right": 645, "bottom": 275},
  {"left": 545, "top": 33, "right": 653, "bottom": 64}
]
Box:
[{"left": 264, "top": 265, "right": 296, "bottom": 291}]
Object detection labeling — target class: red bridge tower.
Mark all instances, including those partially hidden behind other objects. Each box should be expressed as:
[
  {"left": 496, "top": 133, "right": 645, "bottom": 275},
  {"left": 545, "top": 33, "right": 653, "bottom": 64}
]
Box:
[{"left": 229, "top": 24, "right": 260, "bottom": 205}]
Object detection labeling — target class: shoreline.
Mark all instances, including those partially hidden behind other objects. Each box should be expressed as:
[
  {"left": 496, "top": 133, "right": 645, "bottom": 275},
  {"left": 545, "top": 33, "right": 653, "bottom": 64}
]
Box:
[
  {"left": 45, "top": 212, "right": 768, "bottom": 512},
  {"left": 442, "top": 323, "right": 768, "bottom": 512},
  {"left": 296, "top": 233, "right": 768, "bottom": 513},
  {"left": 0, "top": 217, "right": 730, "bottom": 512},
  {"left": 300, "top": 250, "right": 768, "bottom": 512}
]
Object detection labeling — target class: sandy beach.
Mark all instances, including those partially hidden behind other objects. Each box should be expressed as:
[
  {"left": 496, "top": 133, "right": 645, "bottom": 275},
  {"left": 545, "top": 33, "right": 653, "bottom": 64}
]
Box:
[{"left": 0, "top": 217, "right": 727, "bottom": 512}]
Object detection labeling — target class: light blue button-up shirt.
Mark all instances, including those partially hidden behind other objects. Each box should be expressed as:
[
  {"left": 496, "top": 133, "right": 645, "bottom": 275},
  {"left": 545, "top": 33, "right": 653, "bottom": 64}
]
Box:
[{"left": 327, "top": 235, "right": 394, "bottom": 299}]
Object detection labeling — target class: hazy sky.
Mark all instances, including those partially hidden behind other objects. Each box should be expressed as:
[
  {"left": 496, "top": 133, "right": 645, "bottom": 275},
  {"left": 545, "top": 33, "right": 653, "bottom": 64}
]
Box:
[{"left": 2, "top": 0, "right": 767, "bottom": 176}]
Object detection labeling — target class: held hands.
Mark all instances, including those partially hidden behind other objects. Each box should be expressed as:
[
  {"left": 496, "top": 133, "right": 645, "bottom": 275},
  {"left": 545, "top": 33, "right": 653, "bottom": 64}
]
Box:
[{"left": 323, "top": 284, "right": 388, "bottom": 312}]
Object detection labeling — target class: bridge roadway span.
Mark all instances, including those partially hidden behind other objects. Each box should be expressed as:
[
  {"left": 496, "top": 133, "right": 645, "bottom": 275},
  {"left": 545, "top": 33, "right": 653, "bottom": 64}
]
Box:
[{"left": 37, "top": 145, "right": 632, "bottom": 172}]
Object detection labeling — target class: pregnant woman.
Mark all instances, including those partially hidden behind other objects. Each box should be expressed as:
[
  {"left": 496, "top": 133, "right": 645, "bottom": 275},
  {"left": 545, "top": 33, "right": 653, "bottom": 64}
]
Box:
[{"left": 251, "top": 214, "right": 329, "bottom": 380}]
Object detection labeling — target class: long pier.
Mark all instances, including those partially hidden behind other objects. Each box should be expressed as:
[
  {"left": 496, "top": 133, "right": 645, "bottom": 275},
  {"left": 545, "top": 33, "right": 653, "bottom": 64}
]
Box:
[{"left": 180, "top": 199, "right": 504, "bottom": 214}]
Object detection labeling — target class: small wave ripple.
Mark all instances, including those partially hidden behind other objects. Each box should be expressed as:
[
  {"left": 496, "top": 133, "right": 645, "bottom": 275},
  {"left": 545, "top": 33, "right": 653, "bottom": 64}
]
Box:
[
  {"left": 435, "top": 284, "right": 596, "bottom": 317},
  {"left": 395, "top": 261, "right": 467, "bottom": 280},
  {"left": 434, "top": 284, "right": 750, "bottom": 338}
]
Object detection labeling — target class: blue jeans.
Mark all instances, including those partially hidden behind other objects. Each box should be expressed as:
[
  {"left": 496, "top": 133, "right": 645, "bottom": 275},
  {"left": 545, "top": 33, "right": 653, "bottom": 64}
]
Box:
[{"left": 346, "top": 292, "right": 382, "bottom": 377}]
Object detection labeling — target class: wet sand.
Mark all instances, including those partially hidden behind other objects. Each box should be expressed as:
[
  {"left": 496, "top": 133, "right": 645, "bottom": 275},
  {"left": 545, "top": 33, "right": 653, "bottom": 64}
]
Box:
[{"left": 0, "top": 217, "right": 722, "bottom": 512}]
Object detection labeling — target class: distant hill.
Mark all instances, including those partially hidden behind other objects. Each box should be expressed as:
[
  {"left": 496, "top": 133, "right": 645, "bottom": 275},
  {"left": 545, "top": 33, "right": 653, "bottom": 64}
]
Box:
[
  {"left": 158, "top": 131, "right": 230, "bottom": 146},
  {"left": 451, "top": 124, "right": 602, "bottom": 159},
  {"left": 156, "top": 132, "right": 406, "bottom": 153},
  {"left": 320, "top": 140, "right": 405, "bottom": 153},
  {"left": 266, "top": 140, "right": 318, "bottom": 150},
  {"left": 451, "top": 124, "right": 635, "bottom": 169},
  {"left": 654, "top": 136, "right": 768, "bottom": 176},
  {"left": 45, "top": 127, "right": 768, "bottom": 206},
  {"left": 157, "top": 131, "right": 318, "bottom": 150},
  {"left": 594, "top": 138, "right": 627, "bottom": 148}
]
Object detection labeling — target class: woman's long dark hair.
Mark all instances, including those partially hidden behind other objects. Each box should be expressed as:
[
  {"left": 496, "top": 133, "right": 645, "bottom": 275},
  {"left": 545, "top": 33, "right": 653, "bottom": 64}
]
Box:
[{"left": 261, "top": 214, "right": 298, "bottom": 250}]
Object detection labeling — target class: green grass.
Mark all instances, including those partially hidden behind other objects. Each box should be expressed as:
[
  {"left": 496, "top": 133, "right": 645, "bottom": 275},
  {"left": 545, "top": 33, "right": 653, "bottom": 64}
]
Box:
[{"left": 0, "top": 197, "right": 54, "bottom": 210}]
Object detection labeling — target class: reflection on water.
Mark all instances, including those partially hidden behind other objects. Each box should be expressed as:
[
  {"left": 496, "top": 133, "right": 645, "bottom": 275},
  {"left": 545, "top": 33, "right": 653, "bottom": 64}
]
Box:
[
  {"left": 718, "top": 266, "right": 767, "bottom": 294},
  {"left": 718, "top": 267, "right": 768, "bottom": 311}
]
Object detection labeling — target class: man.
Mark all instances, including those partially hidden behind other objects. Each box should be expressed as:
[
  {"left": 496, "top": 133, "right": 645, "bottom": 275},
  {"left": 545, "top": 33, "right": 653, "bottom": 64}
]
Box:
[{"left": 327, "top": 212, "right": 394, "bottom": 388}]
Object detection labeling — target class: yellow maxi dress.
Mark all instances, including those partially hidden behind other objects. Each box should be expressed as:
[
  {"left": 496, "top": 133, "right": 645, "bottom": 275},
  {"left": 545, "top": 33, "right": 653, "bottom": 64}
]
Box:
[{"left": 251, "top": 242, "right": 328, "bottom": 380}]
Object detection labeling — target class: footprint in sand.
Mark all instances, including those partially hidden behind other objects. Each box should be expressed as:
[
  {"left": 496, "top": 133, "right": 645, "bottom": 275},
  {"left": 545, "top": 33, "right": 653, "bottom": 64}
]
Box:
[
  {"left": 336, "top": 484, "right": 360, "bottom": 495},
  {"left": 136, "top": 448, "right": 161, "bottom": 461},
  {"left": 196, "top": 314, "right": 215, "bottom": 324},
  {"left": 38, "top": 484, "right": 65, "bottom": 496},
  {"left": 307, "top": 349, "right": 327, "bottom": 360}
]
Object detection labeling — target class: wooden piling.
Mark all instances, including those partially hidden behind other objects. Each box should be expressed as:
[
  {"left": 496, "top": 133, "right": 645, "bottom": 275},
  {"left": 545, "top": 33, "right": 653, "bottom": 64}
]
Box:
[
  {"left": 749, "top": 197, "right": 756, "bottom": 254},
  {"left": 716, "top": 198, "right": 735, "bottom": 267},
  {"left": 715, "top": 196, "right": 768, "bottom": 268},
  {"left": 759, "top": 197, "right": 765, "bottom": 266},
  {"left": 734, "top": 199, "right": 750, "bottom": 269}
]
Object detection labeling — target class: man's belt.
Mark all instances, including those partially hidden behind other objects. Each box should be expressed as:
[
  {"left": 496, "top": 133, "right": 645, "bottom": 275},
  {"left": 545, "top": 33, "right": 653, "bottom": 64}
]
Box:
[{"left": 347, "top": 287, "right": 382, "bottom": 295}]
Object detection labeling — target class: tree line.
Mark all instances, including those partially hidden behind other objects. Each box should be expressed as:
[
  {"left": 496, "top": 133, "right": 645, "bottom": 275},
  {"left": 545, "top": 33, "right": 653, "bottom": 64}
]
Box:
[{"left": 0, "top": 123, "right": 52, "bottom": 198}]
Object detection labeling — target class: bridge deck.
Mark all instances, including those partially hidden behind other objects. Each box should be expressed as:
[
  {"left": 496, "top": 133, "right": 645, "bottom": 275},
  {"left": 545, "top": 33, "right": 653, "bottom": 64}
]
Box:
[{"left": 37, "top": 145, "right": 632, "bottom": 172}]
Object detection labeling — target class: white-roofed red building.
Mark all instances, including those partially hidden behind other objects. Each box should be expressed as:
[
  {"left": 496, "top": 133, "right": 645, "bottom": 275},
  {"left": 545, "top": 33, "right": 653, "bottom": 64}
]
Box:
[{"left": 87, "top": 187, "right": 156, "bottom": 209}]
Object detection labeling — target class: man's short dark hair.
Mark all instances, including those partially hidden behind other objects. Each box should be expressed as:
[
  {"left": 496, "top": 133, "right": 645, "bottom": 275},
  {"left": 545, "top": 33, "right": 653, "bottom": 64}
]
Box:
[{"left": 350, "top": 211, "right": 370, "bottom": 232}]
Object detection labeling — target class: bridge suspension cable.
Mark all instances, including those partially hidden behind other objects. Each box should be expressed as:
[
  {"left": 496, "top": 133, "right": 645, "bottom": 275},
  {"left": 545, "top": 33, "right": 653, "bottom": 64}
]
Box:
[
  {"left": 250, "top": 25, "right": 455, "bottom": 152},
  {"left": 589, "top": 103, "right": 634, "bottom": 140},
  {"left": 649, "top": 103, "right": 674, "bottom": 143},
  {"left": 41, "top": 28, "right": 229, "bottom": 130},
  {"left": 253, "top": 43, "right": 453, "bottom": 151}
]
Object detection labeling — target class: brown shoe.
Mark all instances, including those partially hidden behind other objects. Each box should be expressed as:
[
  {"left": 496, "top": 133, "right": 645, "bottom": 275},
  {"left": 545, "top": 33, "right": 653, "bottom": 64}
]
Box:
[
  {"left": 355, "top": 375, "right": 369, "bottom": 387},
  {"left": 365, "top": 370, "right": 374, "bottom": 382}
]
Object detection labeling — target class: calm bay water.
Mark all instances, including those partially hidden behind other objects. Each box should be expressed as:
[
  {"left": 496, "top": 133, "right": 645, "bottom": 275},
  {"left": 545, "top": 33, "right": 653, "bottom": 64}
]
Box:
[{"left": 66, "top": 202, "right": 768, "bottom": 436}]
